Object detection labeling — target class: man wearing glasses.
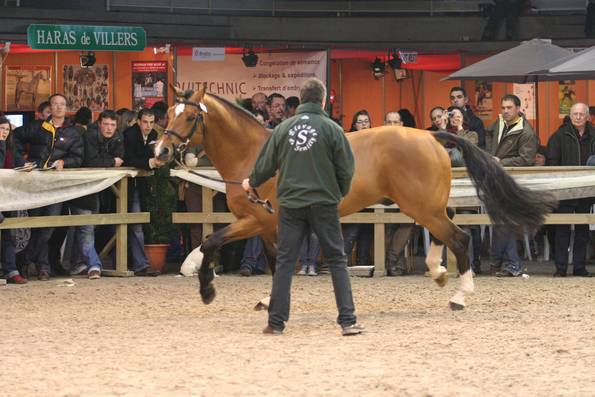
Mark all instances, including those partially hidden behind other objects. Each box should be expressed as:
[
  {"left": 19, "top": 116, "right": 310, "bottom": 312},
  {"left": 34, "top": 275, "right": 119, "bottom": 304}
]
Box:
[{"left": 450, "top": 86, "right": 486, "bottom": 149}]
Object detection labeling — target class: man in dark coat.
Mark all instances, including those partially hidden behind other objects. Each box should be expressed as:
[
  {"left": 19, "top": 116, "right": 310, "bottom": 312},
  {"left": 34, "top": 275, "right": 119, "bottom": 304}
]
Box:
[
  {"left": 123, "top": 108, "right": 163, "bottom": 276},
  {"left": 12, "top": 94, "right": 83, "bottom": 280},
  {"left": 547, "top": 102, "right": 595, "bottom": 277}
]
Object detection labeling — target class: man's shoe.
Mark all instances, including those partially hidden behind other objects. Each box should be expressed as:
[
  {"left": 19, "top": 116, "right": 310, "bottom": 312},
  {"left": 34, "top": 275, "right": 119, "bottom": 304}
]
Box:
[
  {"left": 134, "top": 268, "right": 160, "bottom": 277},
  {"left": 297, "top": 265, "right": 307, "bottom": 275},
  {"left": 88, "top": 270, "right": 101, "bottom": 280},
  {"left": 7, "top": 274, "right": 28, "bottom": 284},
  {"left": 239, "top": 266, "right": 252, "bottom": 277},
  {"left": 490, "top": 264, "right": 502, "bottom": 276},
  {"left": 553, "top": 271, "right": 567, "bottom": 278},
  {"left": 495, "top": 269, "right": 515, "bottom": 277},
  {"left": 262, "top": 325, "right": 283, "bottom": 335},
  {"left": 37, "top": 270, "right": 50, "bottom": 281},
  {"left": 70, "top": 264, "right": 87, "bottom": 276},
  {"left": 341, "top": 323, "right": 365, "bottom": 336},
  {"left": 572, "top": 270, "right": 593, "bottom": 277},
  {"left": 307, "top": 265, "right": 317, "bottom": 276},
  {"left": 472, "top": 259, "right": 482, "bottom": 275}
]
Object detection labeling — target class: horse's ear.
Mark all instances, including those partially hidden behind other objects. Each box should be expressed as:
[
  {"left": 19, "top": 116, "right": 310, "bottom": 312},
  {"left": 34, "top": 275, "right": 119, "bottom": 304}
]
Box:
[
  {"left": 172, "top": 84, "right": 185, "bottom": 99},
  {"left": 190, "top": 83, "right": 207, "bottom": 103}
]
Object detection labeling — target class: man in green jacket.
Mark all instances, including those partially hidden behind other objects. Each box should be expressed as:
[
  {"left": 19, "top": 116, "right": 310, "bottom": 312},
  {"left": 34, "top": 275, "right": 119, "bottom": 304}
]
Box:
[{"left": 242, "top": 77, "right": 363, "bottom": 336}]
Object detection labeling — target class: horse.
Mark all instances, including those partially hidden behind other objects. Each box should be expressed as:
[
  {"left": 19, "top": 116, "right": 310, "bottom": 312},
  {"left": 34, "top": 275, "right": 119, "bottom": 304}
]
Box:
[
  {"left": 154, "top": 85, "right": 556, "bottom": 311},
  {"left": 15, "top": 72, "right": 45, "bottom": 109}
]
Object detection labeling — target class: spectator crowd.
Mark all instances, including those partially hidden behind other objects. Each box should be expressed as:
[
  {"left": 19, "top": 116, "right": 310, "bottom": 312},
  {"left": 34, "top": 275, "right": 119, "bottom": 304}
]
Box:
[{"left": 1, "top": 86, "right": 594, "bottom": 284}]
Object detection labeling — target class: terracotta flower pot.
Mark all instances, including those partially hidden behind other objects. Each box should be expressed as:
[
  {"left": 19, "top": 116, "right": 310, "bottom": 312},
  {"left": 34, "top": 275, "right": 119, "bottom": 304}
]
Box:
[{"left": 144, "top": 244, "right": 170, "bottom": 272}]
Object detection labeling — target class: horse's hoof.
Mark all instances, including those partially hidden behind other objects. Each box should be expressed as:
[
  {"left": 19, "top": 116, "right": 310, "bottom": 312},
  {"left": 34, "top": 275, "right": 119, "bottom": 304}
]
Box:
[
  {"left": 433, "top": 272, "right": 449, "bottom": 288},
  {"left": 200, "top": 285, "right": 216, "bottom": 305},
  {"left": 254, "top": 302, "right": 268, "bottom": 311},
  {"left": 449, "top": 301, "right": 465, "bottom": 311}
]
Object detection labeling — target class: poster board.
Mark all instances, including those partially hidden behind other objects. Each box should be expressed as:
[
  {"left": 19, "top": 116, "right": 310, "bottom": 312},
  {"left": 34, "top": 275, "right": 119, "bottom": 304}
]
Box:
[
  {"left": 4, "top": 65, "right": 51, "bottom": 111},
  {"left": 62, "top": 64, "right": 109, "bottom": 112},
  {"left": 132, "top": 61, "right": 167, "bottom": 110}
]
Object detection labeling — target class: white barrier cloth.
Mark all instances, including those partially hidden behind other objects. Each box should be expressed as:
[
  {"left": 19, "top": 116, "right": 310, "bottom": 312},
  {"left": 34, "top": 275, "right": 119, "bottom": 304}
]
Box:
[
  {"left": 0, "top": 169, "right": 138, "bottom": 211},
  {"left": 173, "top": 169, "right": 595, "bottom": 207}
]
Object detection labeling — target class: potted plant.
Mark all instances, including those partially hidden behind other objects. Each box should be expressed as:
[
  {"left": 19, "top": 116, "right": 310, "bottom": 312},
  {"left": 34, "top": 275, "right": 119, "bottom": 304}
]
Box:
[{"left": 140, "top": 165, "right": 177, "bottom": 272}]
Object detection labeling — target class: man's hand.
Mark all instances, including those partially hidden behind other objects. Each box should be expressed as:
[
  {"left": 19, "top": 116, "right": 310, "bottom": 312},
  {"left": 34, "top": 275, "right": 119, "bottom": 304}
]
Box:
[
  {"left": 242, "top": 178, "right": 251, "bottom": 193},
  {"left": 114, "top": 157, "right": 124, "bottom": 167},
  {"left": 53, "top": 159, "right": 65, "bottom": 170},
  {"left": 149, "top": 157, "right": 165, "bottom": 169},
  {"left": 492, "top": 156, "right": 500, "bottom": 163}
]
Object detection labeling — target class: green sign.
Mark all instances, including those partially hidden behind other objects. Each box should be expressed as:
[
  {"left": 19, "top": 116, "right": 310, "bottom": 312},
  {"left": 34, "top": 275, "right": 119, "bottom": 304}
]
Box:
[{"left": 27, "top": 24, "right": 146, "bottom": 52}]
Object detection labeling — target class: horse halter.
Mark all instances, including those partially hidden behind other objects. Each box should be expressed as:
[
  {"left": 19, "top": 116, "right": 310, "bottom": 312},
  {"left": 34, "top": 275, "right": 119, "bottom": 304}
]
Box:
[{"left": 164, "top": 100, "right": 206, "bottom": 156}]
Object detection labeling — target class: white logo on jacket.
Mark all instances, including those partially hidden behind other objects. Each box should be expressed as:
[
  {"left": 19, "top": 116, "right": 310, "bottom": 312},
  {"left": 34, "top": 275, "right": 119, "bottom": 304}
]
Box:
[{"left": 288, "top": 123, "right": 318, "bottom": 152}]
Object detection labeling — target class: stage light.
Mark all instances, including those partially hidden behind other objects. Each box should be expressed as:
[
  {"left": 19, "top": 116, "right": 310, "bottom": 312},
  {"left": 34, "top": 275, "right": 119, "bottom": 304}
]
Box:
[
  {"left": 242, "top": 49, "right": 258, "bottom": 67},
  {"left": 80, "top": 51, "right": 96, "bottom": 68},
  {"left": 371, "top": 57, "right": 385, "bottom": 78},
  {"left": 388, "top": 50, "right": 402, "bottom": 70},
  {"left": 153, "top": 44, "right": 171, "bottom": 54}
]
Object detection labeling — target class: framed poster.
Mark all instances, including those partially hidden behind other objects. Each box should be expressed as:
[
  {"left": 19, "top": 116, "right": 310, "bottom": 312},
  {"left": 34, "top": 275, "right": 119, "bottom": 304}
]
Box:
[
  {"left": 474, "top": 81, "right": 493, "bottom": 121},
  {"left": 132, "top": 61, "right": 167, "bottom": 110},
  {"left": 513, "top": 83, "right": 535, "bottom": 120},
  {"left": 4, "top": 65, "right": 51, "bottom": 111},
  {"left": 558, "top": 80, "right": 576, "bottom": 118},
  {"left": 62, "top": 64, "right": 109, "bottom": 112}
]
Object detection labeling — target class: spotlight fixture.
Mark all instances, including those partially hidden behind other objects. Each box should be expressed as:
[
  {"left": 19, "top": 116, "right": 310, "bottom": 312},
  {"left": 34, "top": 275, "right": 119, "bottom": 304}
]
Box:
[
  {"left": 371, "top": 57, "right": 385, "bottom": 79},
  {"left": 242, "top": 48, "right": 258, "bottom": 67},
  {"left": 80, "top": 51, "right": 96, "bottom": 68},
  {"left": 387, "top": 50, "right": 402, "bottom": 70}
]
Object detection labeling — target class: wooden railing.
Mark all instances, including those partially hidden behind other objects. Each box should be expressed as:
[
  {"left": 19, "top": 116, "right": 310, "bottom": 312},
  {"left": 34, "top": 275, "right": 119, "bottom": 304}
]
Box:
[
  {"left": 2, "top": 166, "right": 595, "bottom": 277},
  {"left": 172, "top": 166, "right": 595, "bottom": 275},
  {"left": 0, "top": 171, "right": 150, "bottom": 277}
]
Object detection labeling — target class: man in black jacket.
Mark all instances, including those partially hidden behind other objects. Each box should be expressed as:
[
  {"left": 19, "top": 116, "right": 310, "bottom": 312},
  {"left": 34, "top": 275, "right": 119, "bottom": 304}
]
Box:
[
  {"left": 449, "top": 87, "right": 487, "bottom": 149},
  {"left": 123, "top": 108, "right": 163, "bottom": 276},
  {"left": 547, "top": 102, "right": 595, "bottom": 278},
  {"left": 70, "top": 110, "right": 125, "bottom": 279},
  {"left": 13, "top": 93, "right": 84, "bottom": 280}
]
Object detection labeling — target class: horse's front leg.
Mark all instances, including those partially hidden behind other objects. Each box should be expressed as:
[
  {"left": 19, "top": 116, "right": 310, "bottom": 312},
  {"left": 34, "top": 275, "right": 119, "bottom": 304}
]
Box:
[{"left": 198, "top": 217, "right": 263, "bottom": 304}]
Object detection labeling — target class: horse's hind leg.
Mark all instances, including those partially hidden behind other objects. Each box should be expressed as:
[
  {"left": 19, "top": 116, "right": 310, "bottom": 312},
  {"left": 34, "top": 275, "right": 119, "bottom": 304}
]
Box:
[
  {"left": 254, "top": 237, "right": 277, "bottom": 311},
  {"left": 424, "top": 209, "right": 474, "bottom": 310}
]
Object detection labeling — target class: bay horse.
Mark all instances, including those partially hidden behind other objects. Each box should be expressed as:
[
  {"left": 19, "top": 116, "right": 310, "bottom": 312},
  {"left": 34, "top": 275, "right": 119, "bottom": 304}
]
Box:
[{"left": 155, "top": 85, "right": 556, "bottom": 310}]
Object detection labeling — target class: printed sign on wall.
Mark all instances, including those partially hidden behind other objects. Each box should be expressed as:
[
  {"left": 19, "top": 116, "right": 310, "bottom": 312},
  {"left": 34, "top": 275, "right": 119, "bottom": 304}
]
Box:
[
  {"left": 132, "top": 61, "right": 167, "bottom": 110},
  {"left": 513, "top": 83, "right": 535, "bottom": 120},
  {"left": 177, "top": 51, "right": 327, "bottom": 102}
]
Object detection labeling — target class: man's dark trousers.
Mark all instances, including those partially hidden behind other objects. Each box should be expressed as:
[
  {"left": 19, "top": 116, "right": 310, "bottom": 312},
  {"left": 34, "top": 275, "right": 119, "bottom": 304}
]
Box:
[
  {"left": 554, "top": 198, "right": 592, "bottom": 274},
  {"left": 268, "top": 205, "right": 357, "bottom": 331}
]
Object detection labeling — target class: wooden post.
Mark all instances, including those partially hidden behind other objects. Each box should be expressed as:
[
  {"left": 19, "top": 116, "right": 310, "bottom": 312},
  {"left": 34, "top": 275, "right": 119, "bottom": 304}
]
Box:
[
  {"left": 374, "top": 208, "right": 385, "bottom": 276},
  {"left": 104, "top": 176, "right": 134, "bottom": 277},
  {"left": 202, "top": 186, "right": 213, "bottom": 237}
]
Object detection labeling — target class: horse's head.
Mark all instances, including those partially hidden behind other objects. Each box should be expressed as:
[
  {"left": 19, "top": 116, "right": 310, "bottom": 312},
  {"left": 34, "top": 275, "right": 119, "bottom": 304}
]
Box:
[{"left": 154, "top": 84, "right": 207, "bottom": 163}]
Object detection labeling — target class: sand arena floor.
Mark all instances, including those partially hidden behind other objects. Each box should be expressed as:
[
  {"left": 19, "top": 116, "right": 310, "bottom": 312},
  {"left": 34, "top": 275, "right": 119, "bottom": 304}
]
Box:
[{"left": 1, "top": 273, "right": 594, "bottom": 396}]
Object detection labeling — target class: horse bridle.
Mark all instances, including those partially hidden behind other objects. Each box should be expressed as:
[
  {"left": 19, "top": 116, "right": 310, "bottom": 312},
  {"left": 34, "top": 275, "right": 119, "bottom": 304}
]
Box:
[
  {"left": 164, "top": 100, "right": 206, "bottom": 156},
  {"left": 166, "top": 99, "right": 274, "bottom": 214}
]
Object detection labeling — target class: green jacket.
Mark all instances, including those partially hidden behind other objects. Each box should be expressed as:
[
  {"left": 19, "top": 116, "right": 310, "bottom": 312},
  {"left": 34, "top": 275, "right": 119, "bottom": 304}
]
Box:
[{"left": 249, "top": 102, "right": 354, "bottom": 208}]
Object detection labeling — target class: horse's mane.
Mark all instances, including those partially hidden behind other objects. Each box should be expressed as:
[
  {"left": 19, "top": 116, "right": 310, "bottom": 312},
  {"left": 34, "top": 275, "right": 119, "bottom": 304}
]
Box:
[{"left": 206, "top": 93, "right": 266, "bottom": 130}]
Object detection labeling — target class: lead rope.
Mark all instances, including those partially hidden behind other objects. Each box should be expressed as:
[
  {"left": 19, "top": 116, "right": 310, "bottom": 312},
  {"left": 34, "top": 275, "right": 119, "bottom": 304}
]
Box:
[{"left": 173, "top": 157, "right": 274, "bottom": 214}]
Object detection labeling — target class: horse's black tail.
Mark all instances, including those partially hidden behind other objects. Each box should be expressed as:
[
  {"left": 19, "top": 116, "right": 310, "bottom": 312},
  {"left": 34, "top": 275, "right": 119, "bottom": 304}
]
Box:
[{"left": 432, "top": 131, "right": 557, "bottom": 232}]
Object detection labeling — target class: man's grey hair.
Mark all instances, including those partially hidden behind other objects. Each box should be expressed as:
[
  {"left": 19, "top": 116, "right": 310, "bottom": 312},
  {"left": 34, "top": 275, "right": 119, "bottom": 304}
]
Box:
[
  {"left": 300, "top": 78, "right": 326, "bottom": 105},
  {"left": 571, "top": 102, "right": 589, "bottom": 114}
]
